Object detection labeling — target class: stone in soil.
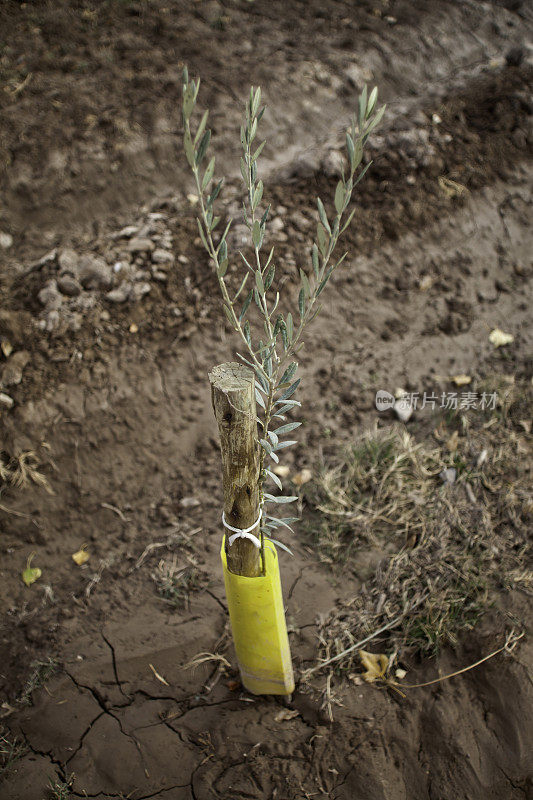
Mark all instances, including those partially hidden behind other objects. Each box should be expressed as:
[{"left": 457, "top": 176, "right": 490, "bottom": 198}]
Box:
[
  {"left": 58, "top": 248, "right": 79, "bottom": 274},
  {"left": 38, "top": 280, "right": 62, "bottom": 310},
  {"left": 0, "top": 350, "right": 30, "bottom": 387},
  {"left": 152, "top": 248, "right": 174, "bottom": 265},
  {"left": 131, "top": 281, "right": 151, "bottom": 301},
  {"left": 106, "top": 283, "right": 132, "bottom": 303},
  {"left": 0, "top": 391, "right": 14, "bottom": 408},
  {"left": 78, "top": 254, "right": 112, "bottom": 290},
  {"left": 127, "top": 237, "right": 155, "bottom": 254},
  {"left": 57, "top": 274, "right": 82, "bottom": 297},
  {"left": 0, "top": 231, "right": 13, "bottom": 249}
]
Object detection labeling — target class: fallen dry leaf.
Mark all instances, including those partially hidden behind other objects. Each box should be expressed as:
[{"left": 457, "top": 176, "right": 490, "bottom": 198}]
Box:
[
  {"left": 72, "top": 545, "right": 90, "bottom": 566},
  {"left": 1, "top": 340, "right": 13, "bottom": 358},
  {"left": 180, "top": 496, "right": 200, "bottom": 508},
  {"left": 489, "top": 328, "right": 514, "bottom": 348},
  {"left": 22, "top": 552, "right": 41, "bottom": 587},
  {"left": 476, "top": 449, "right": 488, "bottom": 467},
  {"left": 465, "top": 483, "right": 477, "bottom": 504},
  {"left": 274, "top": 708, "right": 299, "bottom": 722},
  {"left": 438, "top": 175, "right": 468, "bottom": 198},
  {"left": 359, "top": 650, "right": 389, "bottom": 683},
  {"left": 292, "top": 468, "right": 312, "bottom": 488},
  {"left": 446, "top": 430, "right": 459, "bottom": 452},
  {"left": 452, "top": 374, "right": 471, "bottom": 387},
  {"left": 395, "top": 668, "right": 407, "bottom": 680}
]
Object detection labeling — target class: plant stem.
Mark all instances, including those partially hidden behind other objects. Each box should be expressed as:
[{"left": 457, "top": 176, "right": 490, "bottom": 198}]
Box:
[{"left": 186, "top": 118, "right": 270, "bottom": 385}]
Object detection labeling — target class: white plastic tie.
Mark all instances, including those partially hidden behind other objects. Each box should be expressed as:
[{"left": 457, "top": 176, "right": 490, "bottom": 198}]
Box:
[{"left": 222, "top": 511, "right": 262, "bottom": 548}]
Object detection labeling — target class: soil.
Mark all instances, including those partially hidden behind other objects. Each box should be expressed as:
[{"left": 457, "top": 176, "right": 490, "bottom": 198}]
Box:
[{"left": 0, "top": 1, "right": 532, "bottom": 799}]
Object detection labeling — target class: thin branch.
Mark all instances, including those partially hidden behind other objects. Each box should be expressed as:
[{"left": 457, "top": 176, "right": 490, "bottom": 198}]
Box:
[
  {"left": 303, "top": 595, "right": 427, "bottom": 678},
  {"left": 396, "top": 630, "right": 524, "bottom": 689}
]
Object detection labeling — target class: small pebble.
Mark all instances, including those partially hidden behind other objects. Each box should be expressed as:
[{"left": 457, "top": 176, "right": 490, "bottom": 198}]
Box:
[
  {"left": 1, "top": 350, "right": 30, "bottom": 387},
  {"left": 0, "top": 392, "right": 14, "bottom": 409},
  {"left": 79, "top": 254, "right": 112, "bottom": 290},
  {"left": 128, "top": 237, "right": 155, "bottom": 254},
  {"left": 57, "top": 274, "right": 82, "bottom": 297},
  {"left": 152, "top": 248, "right": 174, "bottom": 265},
  {"left": 113, "top": 225, "right": 139, "bottom": 239},
  {"left": 440, "top": 467, "right": 456, "bottom": 485},
  {"left": 394, "top": 397, "right": 414, "bottom": 422},
  {"left": 131, "top": 281, "right": 151, "bottom": 301},
  {"left": 58, "top": 248, "right": 79, "bottom": 274},
  {"left": 38, "top": 280, "right": 62, "bottom": 310},
  {"left": 0, "top": 232, "right": 14, "bottom": 249},
  {"left": 106, "top": 283, "right": 132, "bottom": 303},
  {"left": 180, "top": 497, "right": 200, "bottom": 508}
]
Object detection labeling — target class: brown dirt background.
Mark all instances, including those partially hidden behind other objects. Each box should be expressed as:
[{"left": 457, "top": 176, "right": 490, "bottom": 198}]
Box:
[{"left": 0, "top": 1, "right": 532, "bottom": 798}]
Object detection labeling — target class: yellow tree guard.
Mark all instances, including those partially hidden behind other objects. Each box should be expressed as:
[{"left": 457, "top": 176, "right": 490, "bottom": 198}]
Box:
[{"left": 221, "top": 538, "right": 295, "bottom": 695}]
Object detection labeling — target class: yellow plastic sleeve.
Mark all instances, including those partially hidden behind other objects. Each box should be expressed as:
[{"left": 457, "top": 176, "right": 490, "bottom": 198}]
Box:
[{"left": 221, "top": 538, "right": 295, "bottom": 696}]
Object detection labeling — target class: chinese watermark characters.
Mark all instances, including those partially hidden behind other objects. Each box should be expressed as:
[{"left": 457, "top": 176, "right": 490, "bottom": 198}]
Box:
[{"left": 375, "top": 390, "right": 498, "bottom": 412}]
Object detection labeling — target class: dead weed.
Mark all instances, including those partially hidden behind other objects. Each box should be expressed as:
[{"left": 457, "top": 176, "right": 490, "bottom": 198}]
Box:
[{"left": 306, "top": 375, "right": 531, "bottom": 668}]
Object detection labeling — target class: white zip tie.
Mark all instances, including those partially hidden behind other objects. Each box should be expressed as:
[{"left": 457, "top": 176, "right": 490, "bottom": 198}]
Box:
[{"left": 222, "top": 511, "right": 262, "bottom": 548}]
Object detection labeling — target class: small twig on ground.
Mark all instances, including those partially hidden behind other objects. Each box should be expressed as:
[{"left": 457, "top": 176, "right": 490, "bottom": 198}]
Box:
[
  {"left": 9, "top": 72, "right": 32, "bottom": 96},
  {"left": 212, "top": 619, "right": 231, "bottom": 654},
  {"left": 131, "top": 527, "right": 201, "bottom": 572},
  {"left": 181, "top": 652, "right": 231, "bottom": 672},
  {"left": 101, "top": 502, "right": 129, "bottom": 522},
  {"left": 74, "top": 440, "right": 82, "bottom": 493},
  {"left": 0, "top": 503, "right": 32, "bottom": 519},
  {"left": 303, "top": 595, "right": 427, "bottom": 679},
  {"left": 85, "top": 557, "right": 114, "bottom": 598},
  {"left": 149, "top": 663, "right": 170, "bottom": 686},
  {"left": 320, "top": 673, "right": 344, "bottom": 722},
  {"left": 396, "top": 630, "right": 524, "bottom": 690}
]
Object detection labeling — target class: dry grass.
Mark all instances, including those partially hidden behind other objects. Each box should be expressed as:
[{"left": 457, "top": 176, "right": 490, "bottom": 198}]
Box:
[
  {"left": 152, "top": 555, "right": 202, "bottom": 609},
  {"left": 306, "top": 375, "right": 532, "bottom": 669},
  {"left": 47, "top": 773, "right": 74, "bottom": 800},
  {"left": 308, "top": 428, "right": 442, "bottom": 562},
  {"left": 19, "top": 657, "right": 59, "bottom": 706},
  {"left": 0, "top": 449, "right": 53, "bottom": 494},
  {"left": 0, "top": 726, "right": 27, "bottom": 778}
]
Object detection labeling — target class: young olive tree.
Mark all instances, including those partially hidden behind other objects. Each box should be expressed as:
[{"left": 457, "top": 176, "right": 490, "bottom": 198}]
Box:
[{"left": 182, "top": 69, "right": 385, "bottom": 561}]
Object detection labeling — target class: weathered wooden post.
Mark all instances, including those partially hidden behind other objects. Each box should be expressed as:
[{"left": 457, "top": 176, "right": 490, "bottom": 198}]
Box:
[
  {"left": 209, "top": 361, "right": 294, "bottom": 696},
  {"left": 209, "top": 362, "right": 262, "bottom": 577}
]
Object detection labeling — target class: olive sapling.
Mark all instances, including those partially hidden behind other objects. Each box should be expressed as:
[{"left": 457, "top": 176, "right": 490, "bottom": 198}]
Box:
[{"left": 182, "top": 69, "right": 385, "bottom": 565}]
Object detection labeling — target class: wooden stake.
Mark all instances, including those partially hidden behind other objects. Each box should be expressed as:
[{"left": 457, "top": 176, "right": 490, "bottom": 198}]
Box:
[{"left": 209, "top": 362, "right": 262, "bottom": 577}]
